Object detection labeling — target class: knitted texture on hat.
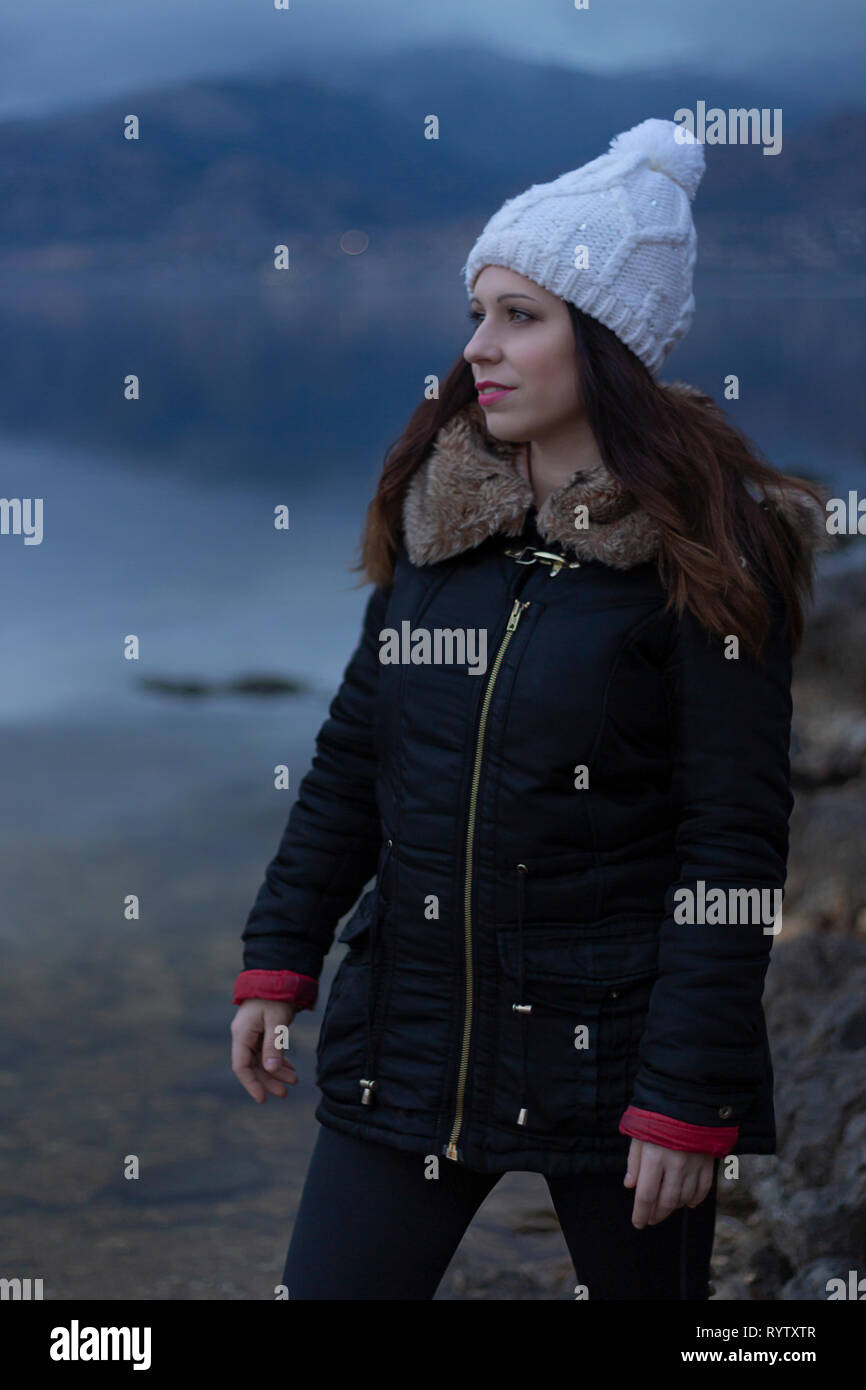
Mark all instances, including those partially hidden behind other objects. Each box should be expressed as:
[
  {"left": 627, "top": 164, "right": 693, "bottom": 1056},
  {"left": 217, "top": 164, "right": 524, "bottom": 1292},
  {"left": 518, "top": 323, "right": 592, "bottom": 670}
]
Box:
[{"left": 461, "top": 117, "right": 706, "bottom": 377}]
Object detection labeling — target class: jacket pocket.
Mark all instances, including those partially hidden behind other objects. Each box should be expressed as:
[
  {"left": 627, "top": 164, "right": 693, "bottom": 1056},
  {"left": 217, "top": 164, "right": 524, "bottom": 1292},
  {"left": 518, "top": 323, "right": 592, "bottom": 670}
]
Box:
[
  {"left": 492, "top": 923, "right": 660, "bottom": 1138},
  {"left": 314, "top": 953, "right": 370, "bottom": 1101},
  {"left": 492, "top": 927, "right": 601, "bottom": 1137},
  {"left": 315, "top": 836, "right": 394, "bottom": 1106},
  {"left": 594, "top": 971, "right": 659, "bottom": 1131},
  {"left": 336, "top": 886, "right": 377, "bottom": 950}
]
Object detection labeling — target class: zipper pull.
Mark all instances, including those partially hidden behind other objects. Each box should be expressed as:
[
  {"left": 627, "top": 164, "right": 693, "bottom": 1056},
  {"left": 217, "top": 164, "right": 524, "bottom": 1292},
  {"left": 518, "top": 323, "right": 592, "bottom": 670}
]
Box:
[
  {"left": 445, "top": 1141, "right": 460, "bottom": 1162},
  {"left": 506, "top": 598, "right": 530, "bottom": 631}
]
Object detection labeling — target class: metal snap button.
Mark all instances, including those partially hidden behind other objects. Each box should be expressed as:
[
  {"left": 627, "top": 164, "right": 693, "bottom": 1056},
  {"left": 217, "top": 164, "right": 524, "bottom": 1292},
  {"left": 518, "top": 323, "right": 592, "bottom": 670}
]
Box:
[{"left": 718, "top": 1105, "right": 734, "bottom": 1119}]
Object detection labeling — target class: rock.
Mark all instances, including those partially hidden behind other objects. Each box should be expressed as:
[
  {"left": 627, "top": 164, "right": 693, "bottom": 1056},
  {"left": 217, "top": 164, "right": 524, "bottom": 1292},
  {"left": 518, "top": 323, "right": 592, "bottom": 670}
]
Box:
[
  {"left": 787, "top": 776, "right": 866, "bottom": 933},
  {"left": 790, "top": 710, "right": 866, "bottom": 788},
  {"left": 780, "top": 1257, "right": 861, "bottom": 1300},
  {"left": 721, "top": 934, "right": 866, "bottom": 1291},
  {"left": 797, "top": 563, "right": 866, "bottom": 703}
]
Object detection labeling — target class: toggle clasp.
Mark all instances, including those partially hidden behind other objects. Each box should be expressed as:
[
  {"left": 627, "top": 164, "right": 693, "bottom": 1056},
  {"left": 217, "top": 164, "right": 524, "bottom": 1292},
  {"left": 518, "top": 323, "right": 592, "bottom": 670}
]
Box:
[{"left": 504, "top": 546, "right": 581, "bottom": 577}]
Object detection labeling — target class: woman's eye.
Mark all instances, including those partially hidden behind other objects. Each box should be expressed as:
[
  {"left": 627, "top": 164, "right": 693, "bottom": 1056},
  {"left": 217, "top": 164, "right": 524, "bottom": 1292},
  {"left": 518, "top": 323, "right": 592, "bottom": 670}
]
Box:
[{"left": 466, "top": 307, "right": 532, "bottom": 324}]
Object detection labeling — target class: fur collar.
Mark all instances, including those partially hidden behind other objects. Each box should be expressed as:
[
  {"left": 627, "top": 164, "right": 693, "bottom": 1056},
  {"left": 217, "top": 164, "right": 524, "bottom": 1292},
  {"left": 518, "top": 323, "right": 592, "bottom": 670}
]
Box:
[{"left": 401, "top": 382, "right": 829, "bottom": 570}]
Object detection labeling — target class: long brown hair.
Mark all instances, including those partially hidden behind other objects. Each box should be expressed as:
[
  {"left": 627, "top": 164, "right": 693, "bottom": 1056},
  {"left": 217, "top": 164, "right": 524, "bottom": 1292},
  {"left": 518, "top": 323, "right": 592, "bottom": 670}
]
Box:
[{"left": 352, "top": 303, "right": 827, "bottom": 659}]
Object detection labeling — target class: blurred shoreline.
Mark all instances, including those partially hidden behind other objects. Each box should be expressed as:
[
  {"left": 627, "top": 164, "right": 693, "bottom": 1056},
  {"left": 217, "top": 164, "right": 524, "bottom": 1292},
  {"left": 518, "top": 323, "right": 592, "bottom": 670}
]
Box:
[{"left": 1, "top": 549, "right": 864, "bottom": 1297}]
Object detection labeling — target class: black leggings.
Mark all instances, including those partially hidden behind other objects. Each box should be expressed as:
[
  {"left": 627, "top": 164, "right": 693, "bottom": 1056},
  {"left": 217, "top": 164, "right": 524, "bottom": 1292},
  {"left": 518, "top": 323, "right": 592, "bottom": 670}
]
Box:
[{"left": 282, "top": 1123, "right": 719, "bottom": 1300}]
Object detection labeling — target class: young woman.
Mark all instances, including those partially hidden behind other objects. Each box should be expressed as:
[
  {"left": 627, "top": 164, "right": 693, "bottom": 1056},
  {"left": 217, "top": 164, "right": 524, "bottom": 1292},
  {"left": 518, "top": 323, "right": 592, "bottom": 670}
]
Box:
[{"left": 230, "top": 119, "right": 827, "bottom": 1300}]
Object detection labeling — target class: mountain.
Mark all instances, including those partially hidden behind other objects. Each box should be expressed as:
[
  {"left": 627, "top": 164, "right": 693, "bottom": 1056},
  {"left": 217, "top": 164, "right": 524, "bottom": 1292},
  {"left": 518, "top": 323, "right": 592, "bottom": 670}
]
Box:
[{"left": 0, "top": 44, "right": 863, "bottom": 272}]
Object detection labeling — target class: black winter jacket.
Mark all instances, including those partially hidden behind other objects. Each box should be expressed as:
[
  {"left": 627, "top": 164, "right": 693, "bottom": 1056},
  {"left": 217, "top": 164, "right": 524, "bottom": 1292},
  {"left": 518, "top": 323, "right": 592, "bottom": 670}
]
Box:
[{"left": 235, "top": 390, "right": 826, "bottom": 1176}]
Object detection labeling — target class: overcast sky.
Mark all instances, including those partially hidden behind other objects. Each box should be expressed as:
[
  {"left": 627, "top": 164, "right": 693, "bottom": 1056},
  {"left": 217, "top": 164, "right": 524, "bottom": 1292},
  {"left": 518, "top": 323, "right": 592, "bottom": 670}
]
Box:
[{"left": 2, "top": 0, "right": 863, "bottom": 119}]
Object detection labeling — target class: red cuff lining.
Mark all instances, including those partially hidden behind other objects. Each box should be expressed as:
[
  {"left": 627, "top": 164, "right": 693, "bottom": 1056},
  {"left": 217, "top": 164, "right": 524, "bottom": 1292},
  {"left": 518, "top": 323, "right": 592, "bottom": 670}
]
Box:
[
  {"left": 618, "top": 1104, "right": 739, "bottom": 1156},
  {"left": 232, "top": 969, "right": 318, "bottom": 1009}
]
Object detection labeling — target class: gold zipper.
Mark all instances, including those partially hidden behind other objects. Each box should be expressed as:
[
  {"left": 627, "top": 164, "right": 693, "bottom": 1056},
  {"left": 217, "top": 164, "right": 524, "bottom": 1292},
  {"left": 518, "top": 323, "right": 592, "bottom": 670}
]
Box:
[{"left": 445, "top": 595, "right": 531, "bottom": 1162}]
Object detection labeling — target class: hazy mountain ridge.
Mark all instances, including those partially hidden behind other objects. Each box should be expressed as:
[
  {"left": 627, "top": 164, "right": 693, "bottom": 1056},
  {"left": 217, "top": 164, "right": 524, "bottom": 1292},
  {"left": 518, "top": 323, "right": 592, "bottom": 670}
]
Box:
[{"left": 0, "top": 44, "right": 864, "bottom": 273}]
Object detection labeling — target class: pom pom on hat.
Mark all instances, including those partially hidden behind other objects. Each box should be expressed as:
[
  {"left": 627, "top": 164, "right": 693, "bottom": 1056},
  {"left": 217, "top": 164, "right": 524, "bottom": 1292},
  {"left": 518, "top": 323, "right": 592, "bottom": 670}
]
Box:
[{"left": 608, "top": 117, "right": 705, "bottom": 201}]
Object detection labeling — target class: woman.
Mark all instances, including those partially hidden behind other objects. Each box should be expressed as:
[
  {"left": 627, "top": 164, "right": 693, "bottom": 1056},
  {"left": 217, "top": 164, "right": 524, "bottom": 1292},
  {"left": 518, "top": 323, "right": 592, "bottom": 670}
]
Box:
[{"left": 230, "top": 118, "right": 827, "bottom": 1300}]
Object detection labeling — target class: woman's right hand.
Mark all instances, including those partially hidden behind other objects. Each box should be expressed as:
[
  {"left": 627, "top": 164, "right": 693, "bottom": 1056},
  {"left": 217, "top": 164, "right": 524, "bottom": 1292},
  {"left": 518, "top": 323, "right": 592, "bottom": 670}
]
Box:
[{"left": 231, "top": 997, "right": 298, "bottom": 1103}]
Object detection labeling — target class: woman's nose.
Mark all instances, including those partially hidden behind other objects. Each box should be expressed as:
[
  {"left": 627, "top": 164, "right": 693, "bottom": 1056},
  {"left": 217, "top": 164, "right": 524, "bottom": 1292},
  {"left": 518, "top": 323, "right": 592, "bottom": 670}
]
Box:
[{"left": 464, "top": 332, "right": 501, "bottom": 364}]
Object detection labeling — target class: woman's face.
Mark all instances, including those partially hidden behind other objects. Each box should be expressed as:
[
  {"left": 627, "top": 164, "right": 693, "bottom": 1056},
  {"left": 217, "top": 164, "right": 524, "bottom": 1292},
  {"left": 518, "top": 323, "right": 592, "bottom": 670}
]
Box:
[{"left": 463, "top": 265, "right": 582, "bottom": 442}]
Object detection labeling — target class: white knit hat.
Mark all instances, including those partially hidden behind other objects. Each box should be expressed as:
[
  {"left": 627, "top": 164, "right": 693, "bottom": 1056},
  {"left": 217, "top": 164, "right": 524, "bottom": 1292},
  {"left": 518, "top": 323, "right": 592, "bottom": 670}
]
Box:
[{"left": 461, "top": 117, "right": 706, "bottom": 378}]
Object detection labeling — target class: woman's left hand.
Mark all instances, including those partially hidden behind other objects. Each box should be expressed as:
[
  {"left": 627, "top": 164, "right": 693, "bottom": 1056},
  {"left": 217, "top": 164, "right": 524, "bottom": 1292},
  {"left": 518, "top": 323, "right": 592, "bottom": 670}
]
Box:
[{"left": 624, "top": 1138, "right": 715, "bottom": 1228}]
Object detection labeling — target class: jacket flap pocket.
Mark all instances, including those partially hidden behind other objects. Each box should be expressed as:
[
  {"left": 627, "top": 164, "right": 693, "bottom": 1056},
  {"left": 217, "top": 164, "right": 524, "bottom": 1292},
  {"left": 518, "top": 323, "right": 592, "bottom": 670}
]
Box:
[
  {"left": 497, "top": 925, "right": 659, "bottom": 985},
  {"left": 337, "top": 889, "right": 377, "bottom": 946}
]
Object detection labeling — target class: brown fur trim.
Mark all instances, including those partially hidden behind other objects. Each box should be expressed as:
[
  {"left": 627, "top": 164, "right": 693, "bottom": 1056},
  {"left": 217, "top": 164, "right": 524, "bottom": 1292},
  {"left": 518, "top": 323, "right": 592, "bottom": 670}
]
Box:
[{"left": 401, "top": 387, "right": 828, "bottom": 569}]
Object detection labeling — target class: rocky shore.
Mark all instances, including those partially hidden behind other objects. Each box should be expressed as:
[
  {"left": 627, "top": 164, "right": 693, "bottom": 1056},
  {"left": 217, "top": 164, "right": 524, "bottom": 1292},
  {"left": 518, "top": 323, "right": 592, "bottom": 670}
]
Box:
[{"left": 1, "top": 558, "right": 863, "bottom": 1300}]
